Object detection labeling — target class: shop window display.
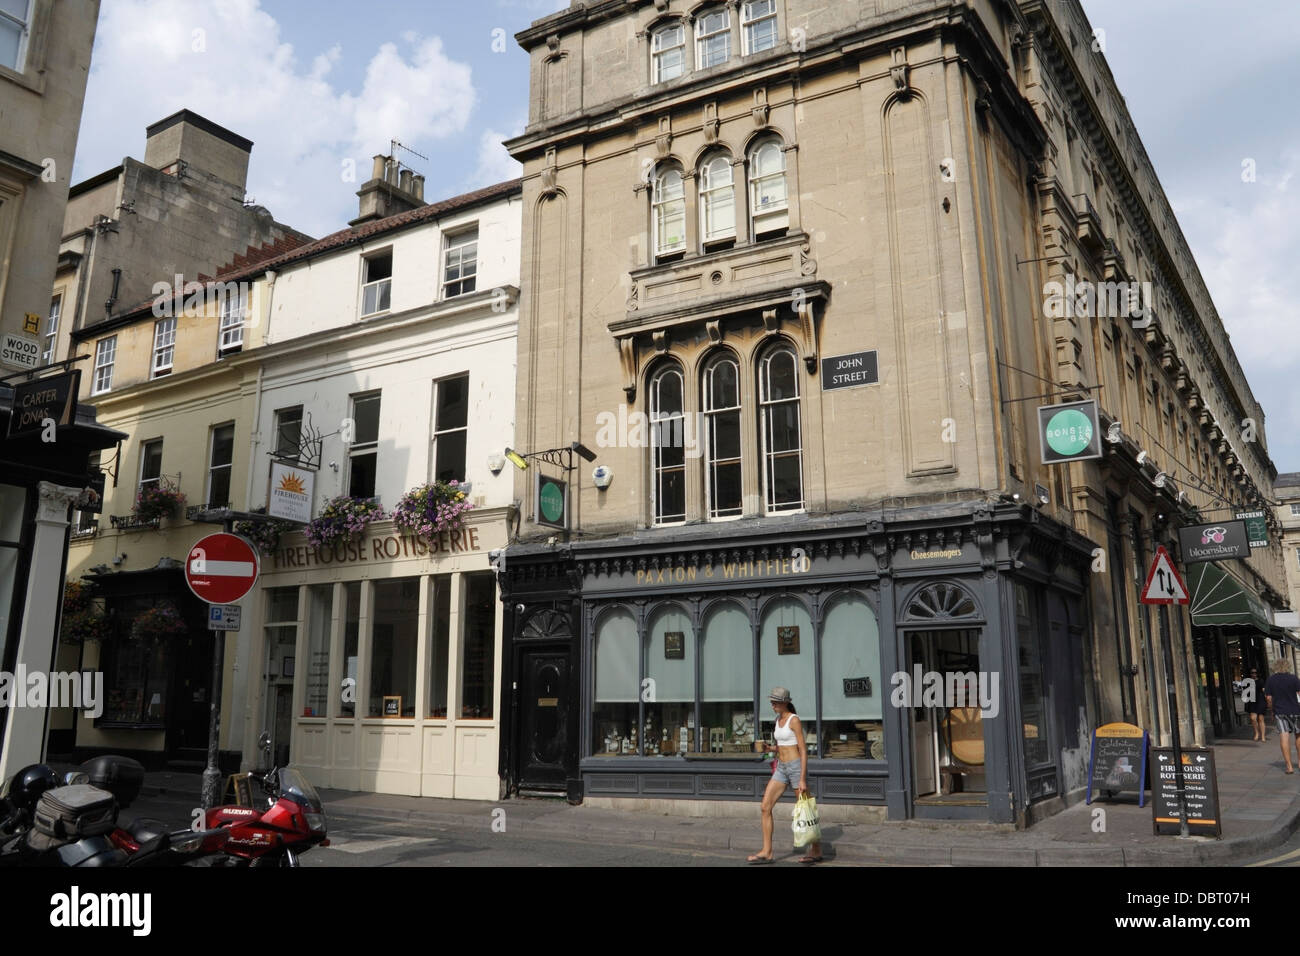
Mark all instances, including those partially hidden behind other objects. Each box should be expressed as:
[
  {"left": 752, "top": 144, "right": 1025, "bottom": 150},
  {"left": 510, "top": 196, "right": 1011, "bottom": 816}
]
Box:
[
  {"left": 820, "top": 593, "right": 883, "bottom": 759},
  {"left": 699, "top": 601, "right": 754, "bottom": 753},
  {"left": 369, "top": 578, "right": 419, "bottom": 717},
  {"left": 338, "top": 582, "right": 360, "bottom": 717},
  {"left": 303, "top": 585, "right": 332, "bottom": 717},
  {"left": 643, "top": 605, "right": 695, "bottom": 754},
  {"left": 428, "top": 576, "right": 450, "bottom": 717},
  {"left": 593, "top": 609, "right": 639, "bottom": 754},
  {"left": 759, "top": 597, "right": 817, "bottom": 751},
  {"left": 460, "top": 573, "right": 496, "bottom": 718}
]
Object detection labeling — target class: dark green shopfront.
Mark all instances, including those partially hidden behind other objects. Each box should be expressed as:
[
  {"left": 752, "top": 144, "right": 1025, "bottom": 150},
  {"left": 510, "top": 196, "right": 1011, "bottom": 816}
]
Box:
[{"left": 498, "top": 501, "right": 1097, "bottom": 826}]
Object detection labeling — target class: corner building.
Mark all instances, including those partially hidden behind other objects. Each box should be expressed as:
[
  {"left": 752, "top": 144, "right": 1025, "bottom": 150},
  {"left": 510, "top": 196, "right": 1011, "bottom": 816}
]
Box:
[{"left": 500, "top": 0, "right": 1287, "bottom": 826}]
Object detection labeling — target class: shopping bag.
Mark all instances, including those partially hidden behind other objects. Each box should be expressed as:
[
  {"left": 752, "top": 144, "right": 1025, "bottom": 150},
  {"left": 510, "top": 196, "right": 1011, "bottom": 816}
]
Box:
[{"left": 792, "top": 792, "right": 821, "bottom": 848}]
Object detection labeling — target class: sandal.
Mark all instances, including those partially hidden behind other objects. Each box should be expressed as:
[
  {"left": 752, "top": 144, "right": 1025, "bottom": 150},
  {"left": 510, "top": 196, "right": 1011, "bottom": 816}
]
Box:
[
  {"left": 747, "top": 853, "right": 774, "bottom": 864},
  {"left": 799, "top": 855, "right": 823, "bottom": 864}
]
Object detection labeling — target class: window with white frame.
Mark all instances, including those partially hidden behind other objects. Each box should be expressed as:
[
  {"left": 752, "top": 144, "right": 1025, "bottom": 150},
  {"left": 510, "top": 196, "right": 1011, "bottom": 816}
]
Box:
[
  {"left": 699, "top": 154, "right": 736, "bottom": 245},
  {"left": 649, "top": 365, "right": 686, "bottom": 525},
  {"left": 431, "top": 374, "right": 469, "bottom": 483},
  {"left": 42, "top": 295, "right": 60, "bottom": 365},
  {"left": 361, "top": 251, "right": 392, "bottom": 316},
  {"left": 1290, "top": 503, "right": 1300, "bottom": 517},
  {"left": 443, "top": 229, "right": 478, "bottom": 298},
  {"left": 273, "top": 406, "right": 303, "bottom": 460},
  {"left": 206, "top": 423, "right": 235, "bottom": 509},
  {"left": 152, "top": 317, "right": 176, "bottom": 377},
  {"left": 695, "top": 6, "right": 731, "bottom": 69},
  {"left": 703, "top": 354, "right": 742, "bottom": 519},
  {"left": 0, "top": 0, "right": 31, "bottom": 73},
  {"left": 347, "top": 392, "right": 381, "bottom": 499},
  {"left": 742, "top": 0, "right": 778, "bottom": 54},
  {"left": 653, "top": 167, "right": 687, "bottom": 258},
  {"left": 758, "top": 345, "right": 804, "bottom": 513},
  {"left": 138, "top": 439, "right": 163, "bottom": 495},
  {"left": 748, "top": 139, "right": 788, "bottom": 238},
  {"left": 218, "top": 286, "right": 246, "bottom": 354},
  {"left": 92, "top": 337, "right": 116, "bottom": 394},
  {"left": 1295, "top": 546, "right": 1300, "bottom": 570},
  {"left": 651, "top": 21, "right": 686, "bottom": 83}
]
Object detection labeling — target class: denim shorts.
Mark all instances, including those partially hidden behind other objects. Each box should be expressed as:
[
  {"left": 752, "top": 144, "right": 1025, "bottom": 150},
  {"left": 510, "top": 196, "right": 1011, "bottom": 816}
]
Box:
[{"left": 772, "top": 758, "right": 802, "bottom": 786}]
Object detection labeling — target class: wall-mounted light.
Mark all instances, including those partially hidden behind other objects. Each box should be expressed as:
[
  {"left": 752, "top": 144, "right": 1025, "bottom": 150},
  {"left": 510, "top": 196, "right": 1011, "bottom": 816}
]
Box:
[
  {"left": 1106, "top": 421, "right": 1123, "bottom": 444},
  {"left": 1153, "top": 472, "right": 1167, "bottom": 489},
  {"left": 504, "top": 447, "right": 528, "bottom": 470},
  {"left": 571, "top": 441, "right": 597, "bottom": 463},
  {"left": 1136, "top": 449, "right": 1148, "bottom": 466},
  {"left": 487, "top": 453, "right": 505, "bottom": 475}
]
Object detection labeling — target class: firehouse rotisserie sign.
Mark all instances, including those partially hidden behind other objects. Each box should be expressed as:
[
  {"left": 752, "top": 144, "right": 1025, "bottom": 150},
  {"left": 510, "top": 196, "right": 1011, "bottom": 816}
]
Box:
[{"left": 271, "top": 529, "right": 482, "bottom": 569}]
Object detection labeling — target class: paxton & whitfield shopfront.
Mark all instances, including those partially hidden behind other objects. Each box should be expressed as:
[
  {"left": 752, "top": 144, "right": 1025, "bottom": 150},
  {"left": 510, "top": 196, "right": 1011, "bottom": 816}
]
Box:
[
  {"left": 499, "top": 501, "right": 1097, "bottom": 826},
  {"left": 250, "top": 511, "right": 506, "bottom": 800}
]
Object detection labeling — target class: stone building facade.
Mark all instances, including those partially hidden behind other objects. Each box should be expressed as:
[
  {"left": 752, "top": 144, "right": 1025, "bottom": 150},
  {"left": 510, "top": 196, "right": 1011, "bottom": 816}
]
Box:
[{"left": 499, "top": 0, "right": 1288, "bottom": 826}]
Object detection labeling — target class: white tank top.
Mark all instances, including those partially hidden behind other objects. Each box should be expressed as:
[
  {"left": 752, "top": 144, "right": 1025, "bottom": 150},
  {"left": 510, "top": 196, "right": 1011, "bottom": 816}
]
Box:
[{"left": 774, "top": 713, "right": 797, "bottom": 746}]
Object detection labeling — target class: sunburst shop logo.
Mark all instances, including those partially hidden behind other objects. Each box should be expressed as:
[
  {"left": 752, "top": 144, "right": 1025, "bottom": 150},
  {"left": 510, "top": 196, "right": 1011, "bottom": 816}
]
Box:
[{"left": 277, "top": 472, "right": 307, "bottom": 495}]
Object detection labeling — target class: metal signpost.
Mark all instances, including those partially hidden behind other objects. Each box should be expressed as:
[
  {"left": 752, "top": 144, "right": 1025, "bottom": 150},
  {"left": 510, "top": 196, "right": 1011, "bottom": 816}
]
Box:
[{"left": 1140, "top": 545, "right": 1192, "bottom": 837}]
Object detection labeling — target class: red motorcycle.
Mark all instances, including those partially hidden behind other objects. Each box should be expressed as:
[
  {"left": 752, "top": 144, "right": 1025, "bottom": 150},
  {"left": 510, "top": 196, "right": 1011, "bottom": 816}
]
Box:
[{"left": 200, "top": 764, "right": 329, "bottom": 867}]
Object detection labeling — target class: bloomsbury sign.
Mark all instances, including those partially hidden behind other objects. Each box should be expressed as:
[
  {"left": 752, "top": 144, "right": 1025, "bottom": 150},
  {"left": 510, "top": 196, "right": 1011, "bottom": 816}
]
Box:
[
  {"left": 1177, "top": 521, "right": 1250, "bottom": 564},
  {"left": 271, "top": 529, "right": 483, "bottom": 569}
]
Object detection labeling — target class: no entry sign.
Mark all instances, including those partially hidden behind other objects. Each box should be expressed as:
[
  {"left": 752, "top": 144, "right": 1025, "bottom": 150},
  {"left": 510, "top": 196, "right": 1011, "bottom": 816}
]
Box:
[{"left": 185, "top": 533, "right": 259, "bottom": 604}]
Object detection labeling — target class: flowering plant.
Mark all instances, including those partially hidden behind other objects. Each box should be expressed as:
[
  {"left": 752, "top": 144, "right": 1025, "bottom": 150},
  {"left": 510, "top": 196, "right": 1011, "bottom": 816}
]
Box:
[
  {"left": 391, "top": 480, "right": 474, "bottom": 540},
  {"left": 234, "top": 507, "right": 298, "bottom": 556},
  {"left": 60, "top": 581, "right": 109, "bottom": 645},
  {"left": 130, "top": 602, "right": 188, "bottom": 643},
  {"left": 305, "top": 495, "right": 386, "bottom": 549},
  {"left": 133, "top": 481, "right": 186, "bottom": 522}
]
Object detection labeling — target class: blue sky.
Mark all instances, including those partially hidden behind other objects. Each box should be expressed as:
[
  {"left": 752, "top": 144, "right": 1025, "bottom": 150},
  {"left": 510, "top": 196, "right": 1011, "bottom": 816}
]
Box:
[{"left": 70, "top": 0, "right": 1300, "bottom": 473}]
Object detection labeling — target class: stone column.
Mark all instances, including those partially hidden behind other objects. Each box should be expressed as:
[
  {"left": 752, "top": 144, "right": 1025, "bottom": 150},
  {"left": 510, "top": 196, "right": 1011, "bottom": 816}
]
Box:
[{"left": 0, "top": 482, "right": 79, "bottom": 783}]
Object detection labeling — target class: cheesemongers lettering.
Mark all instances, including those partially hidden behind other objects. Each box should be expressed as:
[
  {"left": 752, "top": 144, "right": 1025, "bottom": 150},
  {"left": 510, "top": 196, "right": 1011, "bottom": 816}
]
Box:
[{"left": 272, "top": 529, "right": 480, "bottom": 569}]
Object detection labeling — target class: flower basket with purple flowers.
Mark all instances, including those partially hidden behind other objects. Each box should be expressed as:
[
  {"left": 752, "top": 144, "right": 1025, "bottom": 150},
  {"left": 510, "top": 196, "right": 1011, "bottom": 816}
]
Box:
[
  {"left": 130, "top": 602, "right": 189, "bottom": 643},
  {"left": 304, "top": 495, "right": 386, "bottom": 549},
  {"left": 133, "top": 480, "right": 186, "bottom": 522},
  {"left": 391, "top": 480, "right": 475, "bottom": 541},
  {"left": 234, "top": 507, "right": 298, "bottom": 556}
]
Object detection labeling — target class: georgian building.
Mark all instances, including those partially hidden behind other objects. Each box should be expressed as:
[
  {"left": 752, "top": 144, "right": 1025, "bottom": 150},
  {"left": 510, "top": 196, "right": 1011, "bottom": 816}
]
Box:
[{"left": 499, "top": 0, "right": 1288, "bottom": 825}]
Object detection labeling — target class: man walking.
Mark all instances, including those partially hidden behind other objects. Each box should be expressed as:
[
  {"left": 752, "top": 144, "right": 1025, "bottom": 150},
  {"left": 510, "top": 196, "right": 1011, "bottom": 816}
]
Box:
[{"left": 1263, "top": 659, "right": 1300, "bottom": 774}]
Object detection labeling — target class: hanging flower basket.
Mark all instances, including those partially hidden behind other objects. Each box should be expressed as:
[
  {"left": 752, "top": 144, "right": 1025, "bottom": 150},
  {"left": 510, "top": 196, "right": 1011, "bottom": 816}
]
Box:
[
  {"left": 60, "top": 581, "right": 110, "bottom": 645},
  {"left": 130, "top": 602, "right": 189, "bottom": 643},
  {"left": 391, "top": 480, "right": 475, "bottom": 541},
  {"left": 133, "top": 481, "right": 186, "bottom": 522},
  {"left": 234, "top": 507, "right": 298, "bottom": 556},
  {"left": 304, "top": 495, "right": 386, "bottom": 550}
]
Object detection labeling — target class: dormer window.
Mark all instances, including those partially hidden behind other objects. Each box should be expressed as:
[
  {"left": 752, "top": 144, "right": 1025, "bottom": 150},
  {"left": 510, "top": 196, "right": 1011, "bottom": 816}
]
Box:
[
  {"left": 695, "top": 7, "right": 731, "bottom": 69},
  {"left": 742, "top": 0, "right": 778, "bottom": 54},
  {"left": 361, "top": 251, "right": 392, "bottom": 316},
  {"left": 651, "top": 22, "right": 686, "bottom": 83}
]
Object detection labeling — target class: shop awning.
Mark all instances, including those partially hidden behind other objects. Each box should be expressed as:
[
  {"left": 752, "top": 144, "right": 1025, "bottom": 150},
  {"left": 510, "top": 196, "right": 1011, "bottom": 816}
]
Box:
[{"left": 1187, "top": 562, "right": 1272, "bottom": 633}]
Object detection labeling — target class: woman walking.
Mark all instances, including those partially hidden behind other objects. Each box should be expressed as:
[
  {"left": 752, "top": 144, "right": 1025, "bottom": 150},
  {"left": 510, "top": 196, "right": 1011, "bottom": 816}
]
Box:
[
  {"left": 748, "top": 687, "right": 823, "bottom": 864},
  {"left": 1245, "top": 668, "right": 1267, "bottom": 742}
]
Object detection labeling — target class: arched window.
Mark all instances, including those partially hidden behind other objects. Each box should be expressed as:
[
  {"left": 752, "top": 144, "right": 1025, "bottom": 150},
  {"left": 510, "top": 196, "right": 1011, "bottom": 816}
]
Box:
[
  {"left": 702, "top": 353, "right": 742, "bottom": 519},
  {"left": 698, "top": 154, "right": 735, "bottom": 245},
  {"left": 758, "top": 345, "right": 804, "bottom": 512},
  {"left": 695, "top": 6, "right": 731, "bottom": 69},
  {"left": 649, "top": 365, "right": 686, "bottom": 525},
  {"left": 759, "top": 597, "right": 815, "bottom": 745},
  {"left": 748, "top": 139, "right": 788, "bottom": 238},
  {"left": 701, "top": 601, "right": 753, "bottom": 750},
  {"left": 652, "top": 166, "right": 686, "bottom": 258},
  {"left": 821, "top": 593, "right": 883, "bottom": 759},
  {"left": 651, "top": 21, "right": 687, "bottom": 83},
  {"left": 644, "top": 604, "right": 694, "bottom": 752},
  {"left": 741, "top": 0, "right": 778, "bottom": 54},
  {"left": 593, "top": 608, "right": 639, "bottom": 754}
]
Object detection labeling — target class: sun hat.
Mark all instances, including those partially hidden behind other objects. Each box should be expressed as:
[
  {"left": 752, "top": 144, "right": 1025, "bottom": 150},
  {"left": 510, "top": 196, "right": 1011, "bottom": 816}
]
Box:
[{"left": 769, "top": 687, "right": 792, "bottom": 704}]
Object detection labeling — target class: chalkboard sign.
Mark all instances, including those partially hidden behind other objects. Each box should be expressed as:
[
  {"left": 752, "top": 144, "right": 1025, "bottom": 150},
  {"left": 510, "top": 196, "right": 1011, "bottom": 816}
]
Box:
[
  {"left": 1086, "top": 722, "right": 1148, "bottom": 806},
  {"left": 1151, "top": 747, "right": 1221, "bottom": 838}
]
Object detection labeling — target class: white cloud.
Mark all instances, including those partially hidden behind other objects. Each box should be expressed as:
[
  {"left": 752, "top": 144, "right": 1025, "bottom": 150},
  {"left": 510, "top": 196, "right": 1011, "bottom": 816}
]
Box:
[
  {"left": 73, "top": 0, "right": 477, "bottom": 237},
  {"left": 470, "top": 122, "right": 524, "bottom": 189}
]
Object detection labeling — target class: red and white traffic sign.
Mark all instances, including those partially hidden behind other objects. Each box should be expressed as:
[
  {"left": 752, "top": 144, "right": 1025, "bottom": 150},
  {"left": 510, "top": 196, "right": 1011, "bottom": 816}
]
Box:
[
  {"left": 184, "top": 532, "right": 260, "bottom": 605},
  {"left": 1141, "top": 545, "right": 1189, "bottom": 605}
]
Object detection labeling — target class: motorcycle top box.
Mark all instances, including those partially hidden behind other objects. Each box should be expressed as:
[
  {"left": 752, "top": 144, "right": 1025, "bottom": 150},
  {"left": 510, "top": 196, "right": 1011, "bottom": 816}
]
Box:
[{"left": 79, "top": 756, "right": 144, "bottom": 809}]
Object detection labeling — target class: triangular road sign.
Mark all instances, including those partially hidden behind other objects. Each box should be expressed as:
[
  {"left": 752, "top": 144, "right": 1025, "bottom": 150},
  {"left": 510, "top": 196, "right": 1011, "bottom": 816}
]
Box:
[{"left": 1140, "top": 545, "right": 1189, "bottom": 605}]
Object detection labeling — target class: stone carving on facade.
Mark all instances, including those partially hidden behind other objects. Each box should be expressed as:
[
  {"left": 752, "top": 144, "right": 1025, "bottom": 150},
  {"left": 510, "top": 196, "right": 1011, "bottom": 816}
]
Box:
[
  {"left": 706, "top": 319, "right": 722, "bottom": 343},
  {"left": 626, "top": 280, "right": 639, "bottom": 311},
  {"left": 702, "top": 102, "right": 720, "bottom": 143},
  {"left": 890, "top": 47, "right": 910, "bottom": 93},
  {"left": 651, "top": 329, "right": 669, "bottom": 353},
  {"left": 751, "top": 87, "right": 769, "bottom": 128},
  {"left": 37, "top": 482, "right": 81, "bottom": 524},
  {"left": 540, "top": 147, "right": 559, "bottom": 198},
  {"left": 618, "top": 336, "right": 639, "bottom": 402}
]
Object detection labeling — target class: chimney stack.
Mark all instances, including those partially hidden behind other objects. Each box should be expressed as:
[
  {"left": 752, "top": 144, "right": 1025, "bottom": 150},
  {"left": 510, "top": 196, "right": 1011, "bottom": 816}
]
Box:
[
  {"left": 350, "top": 152, "right": 428, "bottom": 227},
  {"left": 399, "top": 169, "right": 413, "bottom": 193}
]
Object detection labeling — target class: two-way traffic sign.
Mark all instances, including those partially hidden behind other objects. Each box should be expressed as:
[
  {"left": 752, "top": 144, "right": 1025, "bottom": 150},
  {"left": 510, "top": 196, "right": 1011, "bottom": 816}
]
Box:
[{"left": 1140, "top": 545, "right": 1189, "bottom": 605}]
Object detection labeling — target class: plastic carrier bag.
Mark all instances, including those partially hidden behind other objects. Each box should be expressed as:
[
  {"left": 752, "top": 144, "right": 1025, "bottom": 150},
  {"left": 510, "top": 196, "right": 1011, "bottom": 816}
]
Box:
[{"left": 792, "top": 792, "right": 821, "bottom": 848}]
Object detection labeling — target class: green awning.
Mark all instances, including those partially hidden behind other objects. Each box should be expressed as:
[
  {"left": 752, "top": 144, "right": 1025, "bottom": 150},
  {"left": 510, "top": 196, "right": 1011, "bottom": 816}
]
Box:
[{"left": 1187, "top": 562, "right": 1272, "bottom": 633}]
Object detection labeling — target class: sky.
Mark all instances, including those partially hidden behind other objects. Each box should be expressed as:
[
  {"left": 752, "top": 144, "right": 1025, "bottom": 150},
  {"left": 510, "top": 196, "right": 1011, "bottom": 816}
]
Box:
[{"left": 69, "top": 0, "right": 1300, "bottom": 473}]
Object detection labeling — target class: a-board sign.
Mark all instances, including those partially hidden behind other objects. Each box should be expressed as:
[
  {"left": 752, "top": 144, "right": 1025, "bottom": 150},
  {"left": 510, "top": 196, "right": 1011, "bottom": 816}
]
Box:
[
  {"left": 1151, "top": 746, "right": 1221, "bottom": 838},
  {"left": 1086, "top": 722, "right": 1148, "bottom": 806}
]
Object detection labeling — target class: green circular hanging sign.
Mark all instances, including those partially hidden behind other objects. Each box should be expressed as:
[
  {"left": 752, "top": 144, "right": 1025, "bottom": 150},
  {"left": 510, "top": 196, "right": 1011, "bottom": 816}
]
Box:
[
  {"left": 539, "top": 479, "right": 565, "bottom": 524},
  {"left": 1045, "top": 408, "right": 1094, "bottom": 457}
]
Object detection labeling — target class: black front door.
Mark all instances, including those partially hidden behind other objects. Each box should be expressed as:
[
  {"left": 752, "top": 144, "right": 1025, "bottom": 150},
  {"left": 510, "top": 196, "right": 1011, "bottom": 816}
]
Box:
[{"left": 518, "top": 650, "right": 569, "bottom": 791}]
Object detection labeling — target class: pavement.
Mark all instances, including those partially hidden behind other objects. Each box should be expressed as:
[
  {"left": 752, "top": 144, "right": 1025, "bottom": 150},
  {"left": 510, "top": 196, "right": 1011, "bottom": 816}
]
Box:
[{"left": 78, "top": 725, "right": 1300, "bottom": 866}]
